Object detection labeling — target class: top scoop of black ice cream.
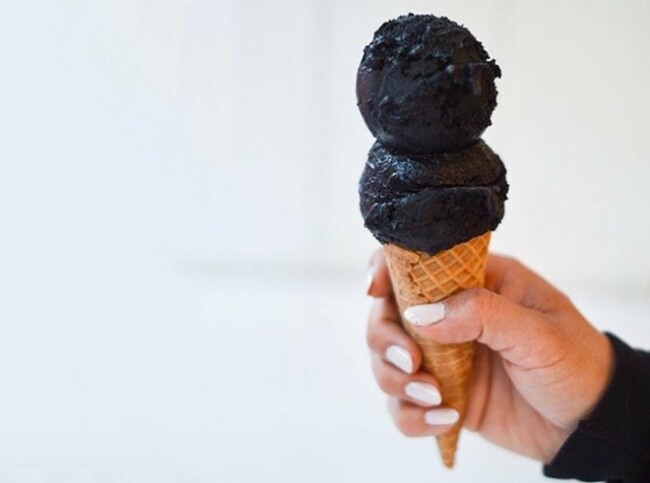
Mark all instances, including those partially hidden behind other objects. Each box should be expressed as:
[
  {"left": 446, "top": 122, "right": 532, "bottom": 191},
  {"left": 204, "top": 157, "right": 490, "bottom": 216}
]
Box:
[{"left": 357, "top": 14, "right": 501, "bottom": 154}]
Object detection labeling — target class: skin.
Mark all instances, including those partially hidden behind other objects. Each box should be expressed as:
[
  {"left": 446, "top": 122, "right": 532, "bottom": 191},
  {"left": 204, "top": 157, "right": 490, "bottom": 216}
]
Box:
[{"left": 366, "top": 250, "right": 614, "bottom": 463}]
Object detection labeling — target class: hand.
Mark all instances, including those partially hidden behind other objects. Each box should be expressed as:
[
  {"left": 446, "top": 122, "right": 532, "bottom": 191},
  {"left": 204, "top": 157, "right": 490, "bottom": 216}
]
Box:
[{"left": 366, "top": 250, "right": 614, "bottom": 463}]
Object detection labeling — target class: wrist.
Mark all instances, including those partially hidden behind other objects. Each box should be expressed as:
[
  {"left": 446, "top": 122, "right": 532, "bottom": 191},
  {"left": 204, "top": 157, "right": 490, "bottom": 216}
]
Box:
[
  {"left": 540, "top": 332, "right": 613, "bottom": 463},
  {"left": 544, "top": 334, "right": 650, "bottom": 481},
  {"left": 578, "top": 331, "right": 615, "bottom": 421}
]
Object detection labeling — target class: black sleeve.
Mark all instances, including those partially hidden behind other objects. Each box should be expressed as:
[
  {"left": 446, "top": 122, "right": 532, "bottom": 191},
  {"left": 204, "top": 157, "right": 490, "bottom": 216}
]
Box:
[{"left": 543, "top": 333, "right": 650, "bottom": 482}]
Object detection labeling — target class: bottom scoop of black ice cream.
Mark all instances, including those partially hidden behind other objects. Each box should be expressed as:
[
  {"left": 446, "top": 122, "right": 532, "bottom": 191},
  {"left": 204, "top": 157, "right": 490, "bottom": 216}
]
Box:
[{"left": 359, "top": 140, "right": 508, "bottom": 255}]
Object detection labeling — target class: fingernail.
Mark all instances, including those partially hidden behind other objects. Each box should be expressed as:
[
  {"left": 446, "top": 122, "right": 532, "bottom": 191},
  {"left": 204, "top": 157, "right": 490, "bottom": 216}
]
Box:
[
  {"left": 424, "top": 408, "right": 460, "bottom": 426},
  {"left": 404, "top": 303, "right": 445, "bottom": 326},
  {"left": 385, "top": 345, "right": 413, "bottom": 374},
  {"left": 365, "top": 266, "right": 375, "bottom": 295},
  {"left": 405, "top": 382, "right": 441, "bottom": 406}
]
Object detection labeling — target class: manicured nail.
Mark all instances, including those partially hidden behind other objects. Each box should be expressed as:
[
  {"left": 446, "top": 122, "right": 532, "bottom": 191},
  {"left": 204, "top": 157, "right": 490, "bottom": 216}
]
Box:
[
  {"left": 365, "top": 266, "right": 375, "bottom": 295},
  {"left": 405, "top": 382, "right": 441, "bottom": 406},
  {"left": 385, "top": 345, "right": 413, "bottom": 374},
  {"left": 404, "top": 303, "right": 445, "bottom": 326},
  {"left": 424, "top": 408, "right": 460, "bottom": 426}
]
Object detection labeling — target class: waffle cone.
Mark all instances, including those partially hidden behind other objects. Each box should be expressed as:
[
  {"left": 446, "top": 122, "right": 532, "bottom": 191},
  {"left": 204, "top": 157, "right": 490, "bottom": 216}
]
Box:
[{"left": 383, "top": 232, "right": 491, "bottom": 469}]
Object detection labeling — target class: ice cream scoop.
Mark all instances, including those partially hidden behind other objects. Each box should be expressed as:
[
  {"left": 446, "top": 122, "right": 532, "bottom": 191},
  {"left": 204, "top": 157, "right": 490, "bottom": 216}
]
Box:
[
  {"left": 359, "top": 140, "right": 507, "bottom": 255},
  {"left": 357, "top": 14, "right": 501, "bottom": 154}
]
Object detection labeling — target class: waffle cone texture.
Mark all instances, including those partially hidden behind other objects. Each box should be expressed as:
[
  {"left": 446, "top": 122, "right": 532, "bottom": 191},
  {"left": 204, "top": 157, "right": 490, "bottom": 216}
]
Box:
[{"left": 383, "top": 232, "right": 491, "bottom": 468}]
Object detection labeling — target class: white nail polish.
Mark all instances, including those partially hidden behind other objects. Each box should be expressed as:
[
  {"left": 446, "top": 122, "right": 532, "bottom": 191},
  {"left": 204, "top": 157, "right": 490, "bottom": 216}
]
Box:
[
  {"left": 385, "top": 345, "right": 413, "bottom": 374},
  {"left": 405, "top": 382, "right": 441, "bottom": 406},
  {"left": 424, "top": 408, "right": 460, "bottom": 426},
  {"left": 404, "top": 303, "right": 445, "bottom": 326}
]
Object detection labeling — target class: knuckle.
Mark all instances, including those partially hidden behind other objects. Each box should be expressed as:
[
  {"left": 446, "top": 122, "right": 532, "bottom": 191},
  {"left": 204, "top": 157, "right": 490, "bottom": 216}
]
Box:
[
  {"left": 535, "top": 322, "right": 571, "bottom": 363},
  {"left": 375, "top": 365, "right": 396, "bottom": 394},
  {"left": 365, "top": 324, "right": 377, "bottom": 351},
  {"left": 375, "top": 362, "right": 393, "bottom": 394},
  {"left": 388, "top": 399, "right": 423, "bottom": 437},
  {"left": 391, "top": 399, "right": 424, "bottom": 437},
  {"left": 369, "top": 248, "right": 383, "bottom": 267},
  {"left": 394, "top": 408, "right": 412, "bottom": 436},
  {"left": 395, "top": 412, "right": 419, "bottom": 437},
  {"left": 500, "top": 255, "right": 525, "bottom": 274},
  {"left": 459, "top": 287, "right": 492, "bottom": 315},
  {"left": 533, "top": 315, "right": 565, "bottom": 347},
  {"left": 505, "top": 255, "right": 524, "bottom": 270},
  {"left": 365, "top": 307, "right": 381, "bottom": 350}
]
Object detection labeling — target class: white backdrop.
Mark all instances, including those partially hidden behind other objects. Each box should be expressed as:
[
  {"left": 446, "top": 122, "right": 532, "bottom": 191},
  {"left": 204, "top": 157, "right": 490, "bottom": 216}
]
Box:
[
  {"left": 1, "top": 1, "right": 649, "bottom": 482},
  {"left": 3, "top": 0, "right": 648, "bottom": 289}
]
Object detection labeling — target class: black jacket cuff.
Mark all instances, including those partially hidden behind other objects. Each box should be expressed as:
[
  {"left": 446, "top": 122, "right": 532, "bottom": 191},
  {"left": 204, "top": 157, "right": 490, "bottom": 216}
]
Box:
[{"left": 543, "top": 333, "right": 650, "bottom": 482}]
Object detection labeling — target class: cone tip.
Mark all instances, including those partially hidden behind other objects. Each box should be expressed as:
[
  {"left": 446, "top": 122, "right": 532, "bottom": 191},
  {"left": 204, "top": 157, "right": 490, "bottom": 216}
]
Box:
[{"left": 442, "top": 455, "right": 455, "bottom": 469}]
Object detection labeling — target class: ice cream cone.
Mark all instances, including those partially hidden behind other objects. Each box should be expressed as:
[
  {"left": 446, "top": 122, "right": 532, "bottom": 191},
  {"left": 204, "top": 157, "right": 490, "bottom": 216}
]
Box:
[{"left": 383, "top": 231, "right": 491, "bottom": 468}]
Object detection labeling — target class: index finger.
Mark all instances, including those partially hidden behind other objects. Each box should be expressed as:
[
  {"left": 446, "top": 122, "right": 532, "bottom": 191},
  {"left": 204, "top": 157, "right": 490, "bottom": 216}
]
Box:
[{"left": 368, "top": 248, "right": 393, "bottom": 298}]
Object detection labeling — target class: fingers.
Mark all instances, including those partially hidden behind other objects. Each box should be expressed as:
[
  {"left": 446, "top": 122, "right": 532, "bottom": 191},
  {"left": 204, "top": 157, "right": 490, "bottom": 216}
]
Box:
[
  {"left": 367, "top": 297, "right": 422, "bottom": 373},
  {"left": 387, "top": 398, "right": 460, "bottom": 437},
  {"left": 371, "top": 354, "right": 442, "bottom": 406},
  {"left": 366, "top": 248, "right": 422, "bottom": 372},
  {"left": 404, "top": 288, "right": 563, "bottom": 369},
  {"left": 367, "top": 248, "right": 392, "bottom": 298}
]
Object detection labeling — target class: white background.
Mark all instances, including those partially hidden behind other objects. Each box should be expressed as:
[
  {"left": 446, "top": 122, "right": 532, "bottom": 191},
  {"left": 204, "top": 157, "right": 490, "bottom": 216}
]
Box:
[{"left": 1, "top": 1, "right": 649, "bottom": 482}]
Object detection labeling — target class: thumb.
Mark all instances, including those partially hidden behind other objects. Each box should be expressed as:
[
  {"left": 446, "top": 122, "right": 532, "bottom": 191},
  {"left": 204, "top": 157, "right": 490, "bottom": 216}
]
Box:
[{"left": 403, "top": 288, "right": 561, "bottom": 368}]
